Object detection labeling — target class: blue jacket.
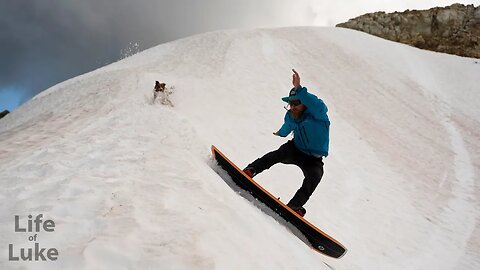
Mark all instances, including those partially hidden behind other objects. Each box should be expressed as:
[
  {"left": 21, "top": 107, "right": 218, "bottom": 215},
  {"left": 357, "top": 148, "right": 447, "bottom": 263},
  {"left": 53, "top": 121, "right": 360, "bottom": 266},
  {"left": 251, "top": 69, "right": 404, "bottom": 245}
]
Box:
[{"left": 277, "top": 86, "right": 330, "bottom": 157}]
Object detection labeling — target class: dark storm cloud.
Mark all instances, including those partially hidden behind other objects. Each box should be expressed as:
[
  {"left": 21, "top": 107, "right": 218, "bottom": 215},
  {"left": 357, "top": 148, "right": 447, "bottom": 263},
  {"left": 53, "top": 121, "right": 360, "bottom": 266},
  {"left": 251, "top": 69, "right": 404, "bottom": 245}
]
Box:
[{"left": 0, "top": 0, "right": 313, "bottom": 110}]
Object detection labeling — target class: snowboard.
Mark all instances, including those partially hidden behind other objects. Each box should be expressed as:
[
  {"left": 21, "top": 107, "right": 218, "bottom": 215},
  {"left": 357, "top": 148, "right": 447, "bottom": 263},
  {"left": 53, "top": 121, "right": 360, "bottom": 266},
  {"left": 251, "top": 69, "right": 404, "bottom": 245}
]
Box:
[{"left": 211, "top": 145, "right": 347, "bottom": 258}]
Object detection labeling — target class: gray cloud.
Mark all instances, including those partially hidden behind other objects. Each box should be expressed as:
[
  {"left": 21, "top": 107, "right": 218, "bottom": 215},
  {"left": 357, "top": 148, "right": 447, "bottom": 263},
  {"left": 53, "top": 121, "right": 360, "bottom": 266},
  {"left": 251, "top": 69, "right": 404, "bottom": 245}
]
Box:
[
  {"left": 1, "top": 0, "right": 473, "bottom": 110},
  {"left": 0, "top": 0, "right": 315, "bottom": 109},
  {"left": 0, "top": 0, "right": 316, "bottom": 109}
]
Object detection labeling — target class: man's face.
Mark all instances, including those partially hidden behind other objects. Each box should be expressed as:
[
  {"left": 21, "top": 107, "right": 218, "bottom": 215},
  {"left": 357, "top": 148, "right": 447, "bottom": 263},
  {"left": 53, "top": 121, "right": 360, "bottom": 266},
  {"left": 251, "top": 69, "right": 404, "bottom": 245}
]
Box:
[{"left": 289, "top": 99, "right": 306, "bottom": 119}]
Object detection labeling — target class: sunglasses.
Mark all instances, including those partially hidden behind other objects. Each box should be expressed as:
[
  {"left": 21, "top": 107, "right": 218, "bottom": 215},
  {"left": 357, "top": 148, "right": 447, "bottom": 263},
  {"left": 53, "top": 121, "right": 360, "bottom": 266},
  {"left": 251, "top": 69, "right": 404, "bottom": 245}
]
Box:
[{"left": 288, "top": 100, "right": 302, "bottom": 106}]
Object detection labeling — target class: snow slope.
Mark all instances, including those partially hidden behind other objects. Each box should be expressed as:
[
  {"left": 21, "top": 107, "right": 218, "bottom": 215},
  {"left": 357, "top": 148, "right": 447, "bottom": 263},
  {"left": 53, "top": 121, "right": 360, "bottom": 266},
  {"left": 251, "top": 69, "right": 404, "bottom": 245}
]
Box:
[{"left": 0, "top": 27, "right": 479, "bottom": 270}]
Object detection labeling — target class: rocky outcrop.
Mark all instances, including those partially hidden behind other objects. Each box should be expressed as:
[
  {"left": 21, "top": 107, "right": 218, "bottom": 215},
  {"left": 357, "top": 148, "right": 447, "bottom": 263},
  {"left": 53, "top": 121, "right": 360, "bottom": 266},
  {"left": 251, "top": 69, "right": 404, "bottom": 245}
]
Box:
[
  {"left": 336, "top": 4, "right": 480, "bottom": 59},
  {"left": 0, "top": 110, "right": 10, "bottom": 119}
]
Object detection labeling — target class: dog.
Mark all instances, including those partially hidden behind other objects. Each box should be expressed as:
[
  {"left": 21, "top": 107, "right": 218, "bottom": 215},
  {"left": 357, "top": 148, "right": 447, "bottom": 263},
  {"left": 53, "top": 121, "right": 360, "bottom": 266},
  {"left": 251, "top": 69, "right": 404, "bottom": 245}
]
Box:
[{"left": 153, "top": 81, "right": 174, "bottom": 107}]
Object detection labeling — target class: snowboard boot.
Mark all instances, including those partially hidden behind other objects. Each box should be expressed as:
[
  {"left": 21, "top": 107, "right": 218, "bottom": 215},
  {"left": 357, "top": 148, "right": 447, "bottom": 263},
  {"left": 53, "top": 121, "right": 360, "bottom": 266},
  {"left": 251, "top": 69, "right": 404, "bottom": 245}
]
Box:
[
  {"left": 243, "top": 167, "right": 257, "bottom": 178},
  {"left": 295, "top": 207, "right": 307, "bottom": 217},
  {"left": 288, "top": 205, "right": 307, "bottom": 217}
]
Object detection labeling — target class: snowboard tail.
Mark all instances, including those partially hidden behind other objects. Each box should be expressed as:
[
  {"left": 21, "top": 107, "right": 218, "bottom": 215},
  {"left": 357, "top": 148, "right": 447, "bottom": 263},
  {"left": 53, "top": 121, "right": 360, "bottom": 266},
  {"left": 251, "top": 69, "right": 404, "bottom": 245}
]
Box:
[{"left": 211, "top": 145, "right": 347, "bottom": 258}]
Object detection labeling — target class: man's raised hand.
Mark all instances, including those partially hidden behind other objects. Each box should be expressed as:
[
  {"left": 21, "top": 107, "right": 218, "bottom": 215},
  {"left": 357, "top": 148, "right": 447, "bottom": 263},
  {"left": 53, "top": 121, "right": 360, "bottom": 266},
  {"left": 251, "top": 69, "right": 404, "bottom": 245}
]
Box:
[{"left": 292, "top": 69, "right": 301, "bottom": 89}]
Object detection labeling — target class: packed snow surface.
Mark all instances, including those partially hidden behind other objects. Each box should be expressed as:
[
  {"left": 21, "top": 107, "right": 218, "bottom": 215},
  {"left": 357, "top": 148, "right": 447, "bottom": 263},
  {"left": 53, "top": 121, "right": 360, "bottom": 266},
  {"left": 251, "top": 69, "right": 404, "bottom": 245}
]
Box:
[{"left": 0, "top": 27, "right": 479, "bottom": 270}]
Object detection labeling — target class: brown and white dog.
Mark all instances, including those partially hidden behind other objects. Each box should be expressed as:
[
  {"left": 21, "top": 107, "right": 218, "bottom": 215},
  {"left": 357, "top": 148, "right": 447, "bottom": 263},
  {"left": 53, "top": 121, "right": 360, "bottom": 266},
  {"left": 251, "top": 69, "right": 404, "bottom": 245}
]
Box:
[{"left": 153, "top": 81, "right": 174, "bottom": 106}]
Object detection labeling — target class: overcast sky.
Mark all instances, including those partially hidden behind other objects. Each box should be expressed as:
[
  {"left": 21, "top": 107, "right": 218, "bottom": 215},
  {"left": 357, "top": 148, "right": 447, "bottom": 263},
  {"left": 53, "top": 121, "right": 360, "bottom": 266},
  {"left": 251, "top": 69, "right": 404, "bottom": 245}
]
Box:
[{"left": 0, "top": 0, "right": 477, "bottom": 112}]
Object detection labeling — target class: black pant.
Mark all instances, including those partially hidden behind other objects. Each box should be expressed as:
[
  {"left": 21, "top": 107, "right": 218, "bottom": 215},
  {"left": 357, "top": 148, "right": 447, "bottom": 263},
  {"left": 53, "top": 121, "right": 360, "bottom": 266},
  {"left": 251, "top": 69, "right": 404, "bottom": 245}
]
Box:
[{"left": 247, "top": 140, "right": 324, "bottom": 209}]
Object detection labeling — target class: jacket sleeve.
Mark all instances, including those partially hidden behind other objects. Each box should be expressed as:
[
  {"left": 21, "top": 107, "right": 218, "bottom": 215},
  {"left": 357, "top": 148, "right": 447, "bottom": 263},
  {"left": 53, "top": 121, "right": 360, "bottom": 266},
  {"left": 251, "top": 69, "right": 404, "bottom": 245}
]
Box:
[
  {"left": 277, "top": 113, "right": 294, "bottom": 137},
  {"left": 296, "top": 86, "right": 328, "bottom": 121}
]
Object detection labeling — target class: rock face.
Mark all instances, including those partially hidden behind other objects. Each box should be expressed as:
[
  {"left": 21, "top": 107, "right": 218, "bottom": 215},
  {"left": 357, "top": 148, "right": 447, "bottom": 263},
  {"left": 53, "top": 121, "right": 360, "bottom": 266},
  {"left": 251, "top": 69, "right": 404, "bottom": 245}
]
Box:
[
  {"left": 337, "top": 4, "right": 480, "bottom": 59},
  {"left": 0, "top": 110, "right": 9, "bottom": 119}
]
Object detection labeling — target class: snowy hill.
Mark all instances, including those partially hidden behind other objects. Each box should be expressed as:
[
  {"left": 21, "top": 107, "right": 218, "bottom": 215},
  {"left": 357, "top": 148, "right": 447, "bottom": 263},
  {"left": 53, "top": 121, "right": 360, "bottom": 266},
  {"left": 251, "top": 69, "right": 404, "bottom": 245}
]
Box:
[{"left": 0, "top": 27, "right": 479, "bottom": 270}]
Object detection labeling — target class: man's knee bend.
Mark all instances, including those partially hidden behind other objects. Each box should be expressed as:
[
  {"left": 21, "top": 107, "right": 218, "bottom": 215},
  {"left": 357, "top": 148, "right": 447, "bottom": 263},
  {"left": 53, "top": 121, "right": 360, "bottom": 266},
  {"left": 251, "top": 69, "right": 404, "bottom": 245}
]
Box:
[{"left": 305, "top": 168, "right": 323, "bottom": 183}]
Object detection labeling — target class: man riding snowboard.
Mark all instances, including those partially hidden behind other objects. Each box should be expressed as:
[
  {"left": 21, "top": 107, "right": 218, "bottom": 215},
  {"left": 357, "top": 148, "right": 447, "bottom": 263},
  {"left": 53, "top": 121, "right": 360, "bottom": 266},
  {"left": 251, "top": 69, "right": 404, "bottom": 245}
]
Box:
[{"left": 244, "top": 69, "right": 330, "bottom": 217}]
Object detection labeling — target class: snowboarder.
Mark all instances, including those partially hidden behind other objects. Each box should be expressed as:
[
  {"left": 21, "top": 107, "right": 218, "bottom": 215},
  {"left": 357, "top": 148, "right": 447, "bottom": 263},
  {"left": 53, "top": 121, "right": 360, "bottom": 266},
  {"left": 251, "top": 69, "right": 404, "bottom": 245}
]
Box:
[{"left": 243, "top": 69, "right": 330, "bottom": 217}]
